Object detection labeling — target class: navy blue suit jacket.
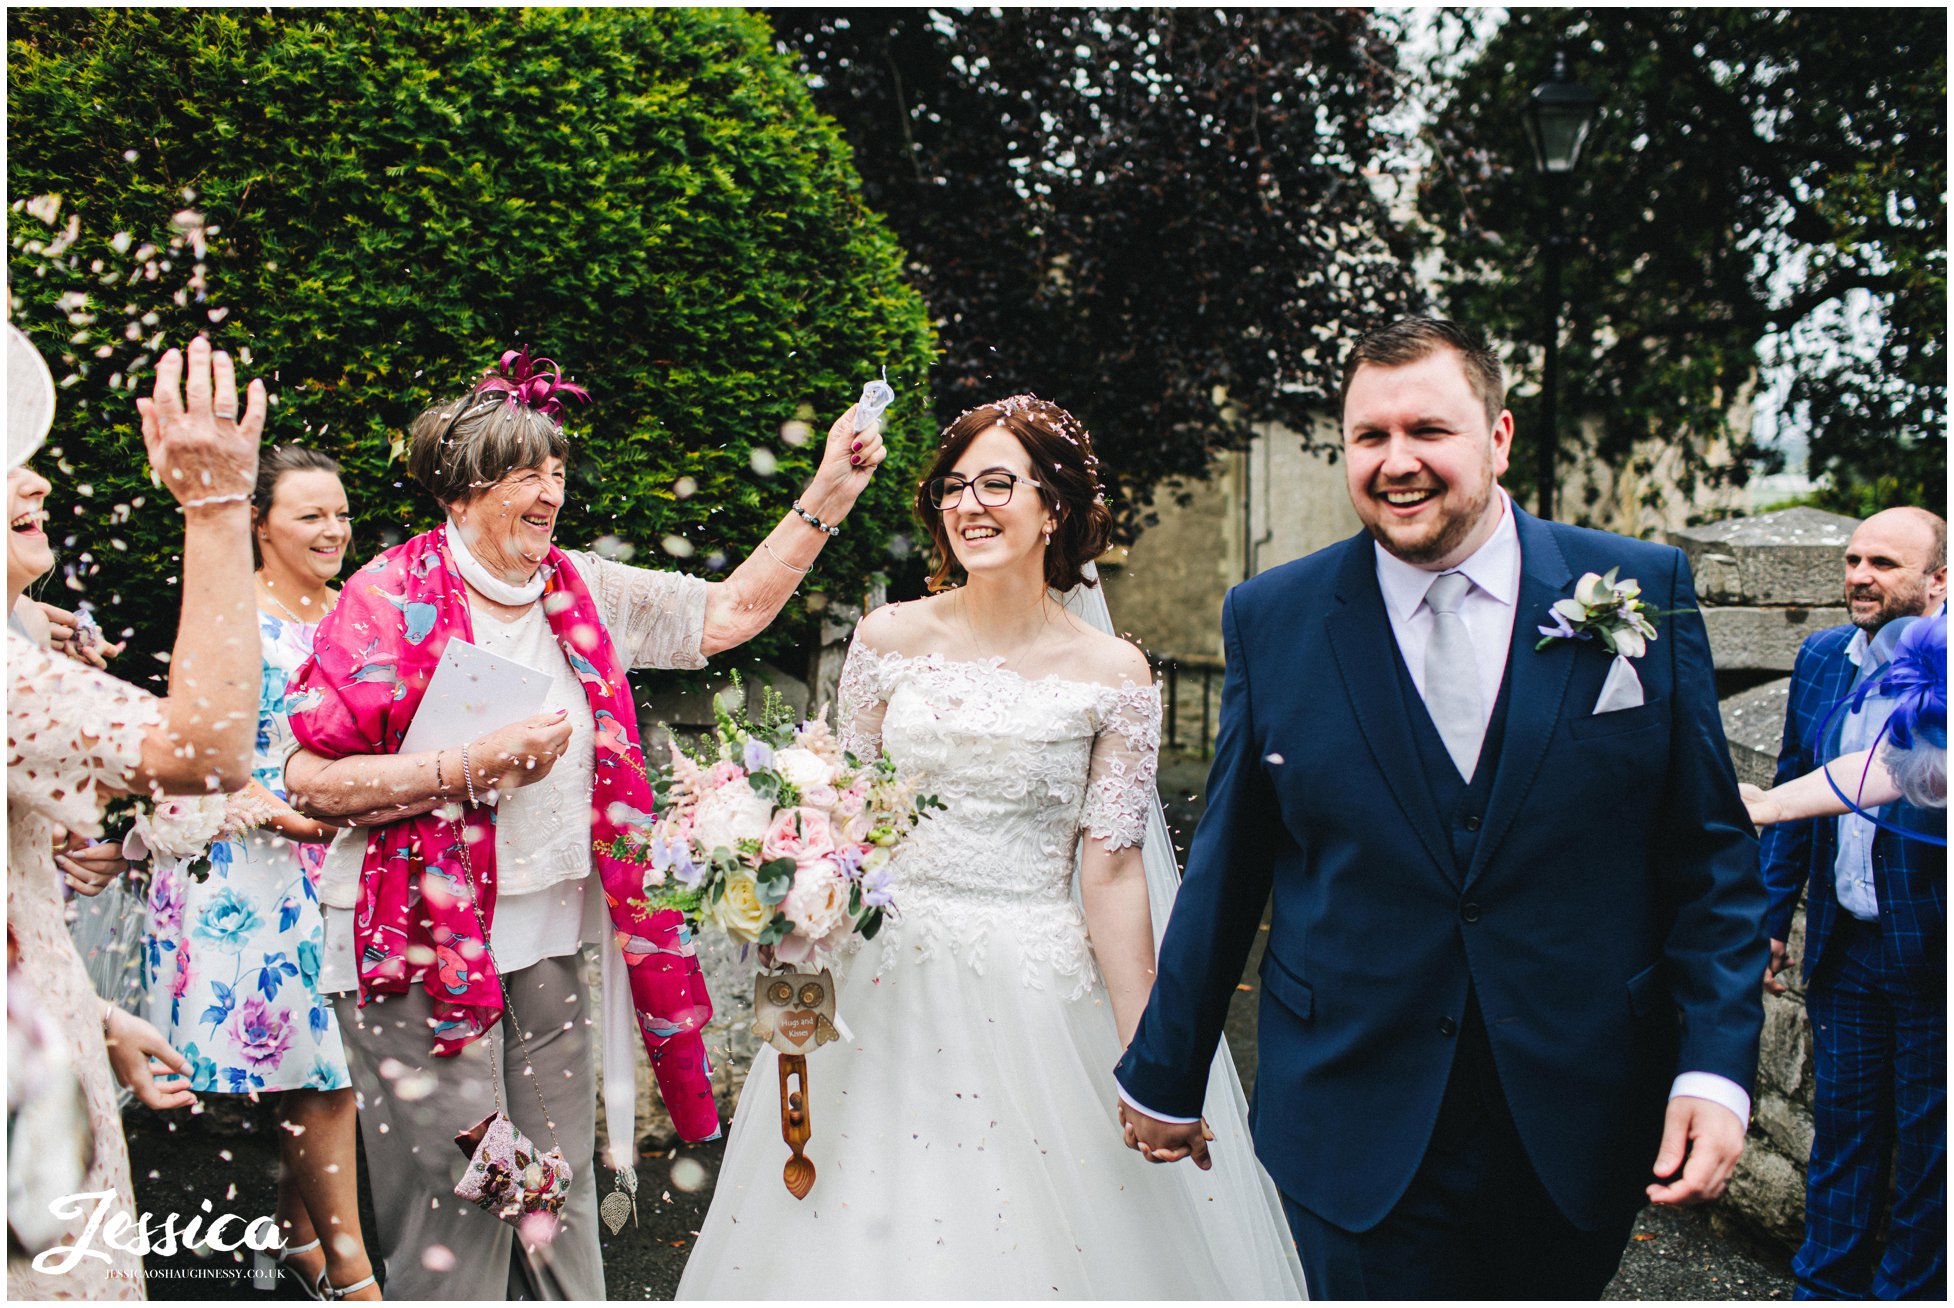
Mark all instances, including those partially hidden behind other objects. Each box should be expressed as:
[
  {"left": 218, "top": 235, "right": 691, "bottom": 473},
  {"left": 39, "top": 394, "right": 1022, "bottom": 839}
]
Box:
[
  {"left": 1760, "top": 625, "right": 1946, "bottom": 985},
  {"left": 1116, "top": 506, "right": 1765, "bottom": 1233}
]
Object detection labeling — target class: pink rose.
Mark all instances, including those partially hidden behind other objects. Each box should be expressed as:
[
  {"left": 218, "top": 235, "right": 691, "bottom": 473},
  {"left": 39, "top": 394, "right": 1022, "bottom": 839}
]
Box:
[
  {"left": 760, "top": 807, "right": 836, "bottom": 865},
  {"left": 770, "top": 931, "right": 817, "bottom": 968},
  {"left": 782, "top": 859, "right": 851, "bottom": 944},
  {"left": 839, "top": 812, "right": 872, "bottom": 846},
  {"left": 835, "top": 784, "right": 869, "bottom": 819},
  {"left": 800, "top": 784, "right": 840, "bottom": 813},
  {"left": 706, "top": 760, "right": 747, "bottom": 790}
]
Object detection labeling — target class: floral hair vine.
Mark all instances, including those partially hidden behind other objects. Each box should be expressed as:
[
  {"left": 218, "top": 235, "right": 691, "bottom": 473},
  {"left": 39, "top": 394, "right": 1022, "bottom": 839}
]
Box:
[{"left": 940, "top": 392, "right": 1106, "bottom": 496}]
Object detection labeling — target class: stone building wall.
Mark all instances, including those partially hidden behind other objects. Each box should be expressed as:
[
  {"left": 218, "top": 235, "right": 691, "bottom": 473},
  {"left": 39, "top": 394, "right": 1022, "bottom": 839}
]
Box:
[
  {"left": 1097, "top": 414, "right": 1358, "bottom": 660},
  {"left": 1670, "top": 505, "right": 1859, "bottom": 1250}
]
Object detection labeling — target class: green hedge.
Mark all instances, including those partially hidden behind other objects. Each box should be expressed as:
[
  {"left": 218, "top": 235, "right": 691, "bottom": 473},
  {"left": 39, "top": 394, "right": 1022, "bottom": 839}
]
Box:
[{"left": 7, "top": 7, "right": 935, "bottom": 681}]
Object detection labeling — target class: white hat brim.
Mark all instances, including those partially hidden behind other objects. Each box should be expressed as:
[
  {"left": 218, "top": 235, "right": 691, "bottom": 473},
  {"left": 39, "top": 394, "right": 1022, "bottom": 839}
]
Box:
[{"left": 8, "top": 325, "right": 57, "bottom": 471}]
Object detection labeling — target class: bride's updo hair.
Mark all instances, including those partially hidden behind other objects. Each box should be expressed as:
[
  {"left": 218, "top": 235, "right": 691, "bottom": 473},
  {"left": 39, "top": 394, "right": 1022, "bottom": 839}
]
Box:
[{"left": 917, "top": 395, "right": 1114, "bottom": 594}]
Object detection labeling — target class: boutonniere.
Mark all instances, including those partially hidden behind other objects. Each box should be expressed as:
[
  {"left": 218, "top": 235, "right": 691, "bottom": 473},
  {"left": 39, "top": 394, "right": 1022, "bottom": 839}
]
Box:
[{"left": 1536, "top": 568, "right": 1661, "bottom": 657}]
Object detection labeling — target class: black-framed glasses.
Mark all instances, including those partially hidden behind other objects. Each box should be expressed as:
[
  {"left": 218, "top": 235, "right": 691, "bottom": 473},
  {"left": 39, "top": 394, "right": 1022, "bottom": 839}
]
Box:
[{"left": 928, "top": 471, "right": 1043, "bottom": 510}]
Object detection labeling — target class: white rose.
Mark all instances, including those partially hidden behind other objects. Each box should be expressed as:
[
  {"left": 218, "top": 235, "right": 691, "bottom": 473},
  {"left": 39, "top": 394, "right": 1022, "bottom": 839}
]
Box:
[
  {"left": 772, "top": 747, "right": 837, "bottom": 792},
  {"left": 124, "top": 793, "right": 228, "bottom": 863},
  {"left": 782, "top": 859, "right": 851, "bottom": 943},
  {"left": 687, "top": 780, "right": 775, "bottom": 856}
]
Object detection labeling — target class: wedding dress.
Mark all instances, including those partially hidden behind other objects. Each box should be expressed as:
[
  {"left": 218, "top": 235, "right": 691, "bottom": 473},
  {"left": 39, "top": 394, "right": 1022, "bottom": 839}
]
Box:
[{"left": 677, "top": 587, "right": 1305, "bottom": 1300}]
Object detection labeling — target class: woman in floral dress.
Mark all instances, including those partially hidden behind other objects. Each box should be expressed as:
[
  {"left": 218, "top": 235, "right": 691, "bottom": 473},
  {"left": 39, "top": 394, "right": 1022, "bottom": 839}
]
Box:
[{"left": 141, "top": 445, "right": 378, "bottom": 1299}]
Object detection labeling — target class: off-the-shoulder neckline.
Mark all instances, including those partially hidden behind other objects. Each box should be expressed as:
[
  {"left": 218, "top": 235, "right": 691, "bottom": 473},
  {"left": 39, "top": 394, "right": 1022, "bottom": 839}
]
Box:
[{"left": 851, "top": 642, "right": 1157, "bottom": 697}]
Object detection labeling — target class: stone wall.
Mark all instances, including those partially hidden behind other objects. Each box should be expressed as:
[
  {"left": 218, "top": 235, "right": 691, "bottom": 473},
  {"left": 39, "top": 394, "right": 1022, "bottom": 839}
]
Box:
[{"left": 1669, "top": 505, "right": 1858, "bottom": 1250}]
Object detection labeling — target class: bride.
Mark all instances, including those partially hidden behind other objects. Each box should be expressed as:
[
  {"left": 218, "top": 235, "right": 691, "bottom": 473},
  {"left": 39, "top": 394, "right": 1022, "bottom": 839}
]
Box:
[{"left": 677, "top": 396, "right": 1304, "bottom": 1299}]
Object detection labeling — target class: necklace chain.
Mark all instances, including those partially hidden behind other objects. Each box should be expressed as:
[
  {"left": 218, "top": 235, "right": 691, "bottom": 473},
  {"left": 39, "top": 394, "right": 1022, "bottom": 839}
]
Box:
[
  {"left": 256, "top": 575, "right": 330, "bottom": 625},
  {"left": 957, "top": 588, "right": 1055, "bottom": 669}
]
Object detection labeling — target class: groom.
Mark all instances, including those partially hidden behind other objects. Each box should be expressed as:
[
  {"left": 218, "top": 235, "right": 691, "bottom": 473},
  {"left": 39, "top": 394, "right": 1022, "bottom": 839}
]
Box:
[{"left": 1116, "top": 318, "right": 1766, "bottom": 1298}]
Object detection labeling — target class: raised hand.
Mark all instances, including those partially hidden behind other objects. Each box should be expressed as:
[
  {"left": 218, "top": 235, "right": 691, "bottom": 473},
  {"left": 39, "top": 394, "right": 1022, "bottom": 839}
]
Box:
[
  {"left": 134, "top": 335, "right": 265, "bottom": 510},
  {"left": 812, "top": 403, "right": 888, "bottom": 506}
]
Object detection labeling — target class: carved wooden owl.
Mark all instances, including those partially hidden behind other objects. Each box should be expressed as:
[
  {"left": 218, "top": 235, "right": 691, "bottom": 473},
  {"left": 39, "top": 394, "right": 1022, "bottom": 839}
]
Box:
[{"left": 750, "top": 968, "right": 840, "bottom": 1055}]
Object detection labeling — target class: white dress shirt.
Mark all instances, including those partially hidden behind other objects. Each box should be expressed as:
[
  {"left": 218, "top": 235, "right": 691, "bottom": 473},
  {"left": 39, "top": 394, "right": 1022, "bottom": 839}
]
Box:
[
  {"left": 1372, "top": 489, "right": 1523, "bottom": 735},
  {"left": 1122, "top": 490, "right": 1751, "bottom": 1131},
  {"left": 1831, "top": 627, "right": 1886, "bottom": 922}
]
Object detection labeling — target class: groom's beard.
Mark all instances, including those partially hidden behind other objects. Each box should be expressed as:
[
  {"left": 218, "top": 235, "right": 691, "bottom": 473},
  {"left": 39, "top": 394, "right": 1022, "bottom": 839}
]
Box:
[{"left": 1367, "top": 477, "right": 1493, "bottom": 568}]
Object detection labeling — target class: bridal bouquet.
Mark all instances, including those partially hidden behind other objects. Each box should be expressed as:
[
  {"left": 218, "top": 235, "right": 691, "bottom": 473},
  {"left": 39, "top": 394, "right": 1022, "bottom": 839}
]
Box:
[{"left": 618, "top": 678, "right": 940, "bottom": 967}]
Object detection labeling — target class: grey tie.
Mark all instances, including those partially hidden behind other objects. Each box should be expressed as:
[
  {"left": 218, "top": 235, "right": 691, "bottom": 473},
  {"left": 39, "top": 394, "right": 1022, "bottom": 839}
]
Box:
[{"left": 1424, "top": 571, "right": 1484, "bottom": 781}]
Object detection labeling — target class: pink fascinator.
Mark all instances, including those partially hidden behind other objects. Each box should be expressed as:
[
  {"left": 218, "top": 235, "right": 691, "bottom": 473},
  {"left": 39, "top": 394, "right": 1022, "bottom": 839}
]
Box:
[{"left": 475, "top": 346, "right": 591, "bottom": 424}]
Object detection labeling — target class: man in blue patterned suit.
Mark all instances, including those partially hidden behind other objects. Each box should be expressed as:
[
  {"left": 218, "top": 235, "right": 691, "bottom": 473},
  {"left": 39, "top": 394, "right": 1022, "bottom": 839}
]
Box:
[
  {"left": 1114, "top": 317, "right": 1766, "bottom": 1298},
  {"left": 1761, "top": 506, "right": 1946, "bottom": 1300}
]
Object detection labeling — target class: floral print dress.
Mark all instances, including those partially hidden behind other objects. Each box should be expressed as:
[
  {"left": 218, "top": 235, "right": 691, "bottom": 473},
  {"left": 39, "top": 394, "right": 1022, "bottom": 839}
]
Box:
[{"left": 140, "top": 611, "right": 349, "bottom": 1093}]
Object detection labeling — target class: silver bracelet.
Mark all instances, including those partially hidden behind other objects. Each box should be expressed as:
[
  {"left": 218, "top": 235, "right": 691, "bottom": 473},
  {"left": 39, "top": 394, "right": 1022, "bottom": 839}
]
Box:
[
  {"left": 462, "top": 742, "right": 479, "bottom": 807},
  {"left": 179, "top": 490, "right": 252, "bottom": 511},
  {"left": 761, "top": 539, "right": 812, "bottom": 574},
  {"left": 791, "top": 499, "right": 840, "bottom": 537}
]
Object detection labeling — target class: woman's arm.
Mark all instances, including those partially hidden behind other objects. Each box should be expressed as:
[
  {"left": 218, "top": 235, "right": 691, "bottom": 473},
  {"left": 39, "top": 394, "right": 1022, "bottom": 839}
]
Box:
[
  {"left": 1078, "top": 842, "right": 1158, "bottom": 1048},
  {"left": 284, "top": 710, "right": 574, "bottom": 824},
  {"left": 123, "top": 339, "right": 266, "bottom": 796},
  {"left": 231, "top": 779, "right": 341, "bottom": 844},
  {"left": 1742, "top": 749, "right": 1903, "bottom": 826},
  {"left": 700, "top": 405, "right": 886, "bottom": 657}
]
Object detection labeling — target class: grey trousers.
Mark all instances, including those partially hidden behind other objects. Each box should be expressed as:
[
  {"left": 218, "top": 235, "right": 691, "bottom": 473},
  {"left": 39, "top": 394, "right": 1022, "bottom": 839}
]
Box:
[{"left": 333, "top": 952, "right": 604, "bottom": 1300}]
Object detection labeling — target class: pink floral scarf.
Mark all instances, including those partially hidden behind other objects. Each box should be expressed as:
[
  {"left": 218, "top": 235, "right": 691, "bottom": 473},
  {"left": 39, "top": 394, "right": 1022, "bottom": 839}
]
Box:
[{"left": 287, "top": 527, "right": 720, "bottom": 1141}]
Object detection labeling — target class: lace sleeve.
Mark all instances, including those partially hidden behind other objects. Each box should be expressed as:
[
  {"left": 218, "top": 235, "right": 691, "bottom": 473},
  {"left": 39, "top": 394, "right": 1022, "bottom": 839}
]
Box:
[
  {"left": 570, "top": 551, "right": 710, "bottom": 671},
  {"left": 836, "top": 633, "right": 892, "bottom": 762},
  {"left": 1081, "top": 681, "right": 1163, "bottom": 852},
  {"left": 7, "top": 633, "right": 163, "bottom": 837}
]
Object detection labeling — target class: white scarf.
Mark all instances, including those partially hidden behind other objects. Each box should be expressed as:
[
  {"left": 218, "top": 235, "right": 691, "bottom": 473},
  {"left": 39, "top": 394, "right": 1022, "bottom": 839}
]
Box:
[{"left": 444, "top": 517, "right": 546, "bottom": 605}]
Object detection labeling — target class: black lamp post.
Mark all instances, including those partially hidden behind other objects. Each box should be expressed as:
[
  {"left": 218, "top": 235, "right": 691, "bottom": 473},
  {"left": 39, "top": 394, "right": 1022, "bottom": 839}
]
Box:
[{"left": 1522, "top": 48, "right": 1599, "bottom": 521}]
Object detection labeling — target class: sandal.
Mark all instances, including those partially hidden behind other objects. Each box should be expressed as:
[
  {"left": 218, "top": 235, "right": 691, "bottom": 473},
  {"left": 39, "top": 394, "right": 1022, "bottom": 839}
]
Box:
[
  {"left": 252, "top": 1237, "right": 328, "bottom": 1300},
  {"left": 322, "top": 1272, "right": 378, "bottom": 1300}
]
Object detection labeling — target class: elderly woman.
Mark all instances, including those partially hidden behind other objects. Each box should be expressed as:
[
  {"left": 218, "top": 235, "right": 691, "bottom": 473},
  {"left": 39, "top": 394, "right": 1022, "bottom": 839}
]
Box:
[
  {"left": 7, "top": 330, "right": 263, "bottom": 1299},
  {"left": 283, "top": 350, "right": 884, "bottom": 1300}
]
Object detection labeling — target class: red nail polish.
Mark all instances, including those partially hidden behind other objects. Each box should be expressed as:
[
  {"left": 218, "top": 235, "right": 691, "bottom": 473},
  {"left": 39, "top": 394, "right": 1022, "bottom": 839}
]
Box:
[{"left": 851, "top": 441, "right": 862, "bottom": 452}]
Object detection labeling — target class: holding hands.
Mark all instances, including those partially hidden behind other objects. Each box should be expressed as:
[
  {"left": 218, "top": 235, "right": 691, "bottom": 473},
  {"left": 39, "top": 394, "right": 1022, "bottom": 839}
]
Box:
[{"left": 1118, "top": 1102, "right": 1215, "bottom": 1171}]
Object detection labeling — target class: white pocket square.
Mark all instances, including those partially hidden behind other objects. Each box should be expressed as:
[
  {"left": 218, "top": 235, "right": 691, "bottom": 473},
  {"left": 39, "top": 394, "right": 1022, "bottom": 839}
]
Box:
[{"left": 1592, "top": 655, "right": 1645, "bottom": 714}]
